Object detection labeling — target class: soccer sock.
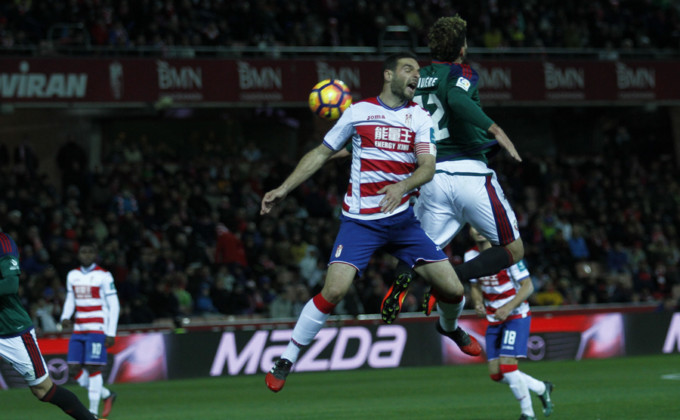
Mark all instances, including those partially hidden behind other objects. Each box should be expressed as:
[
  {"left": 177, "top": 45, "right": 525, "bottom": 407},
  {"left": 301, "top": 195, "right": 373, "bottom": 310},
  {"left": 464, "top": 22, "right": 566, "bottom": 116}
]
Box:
[
  {"left": 520, "top": 371, "right": 547, "bottom": 395},
  {"left": 436, "top": 294, "right": 465, "bottom": 332},
  {"left": 101, "top": 385, "right": 111, "bottom": 399},
  {"left": 75, "top": 368, "right": 89, "bottom": 388},
  {"left": 281, "top": 294, "right": 336, "bottom": 364},
  {"left": 88, "top": 371, "right": 103, "bottom": 415},
  {"left": 502, "top": 365, "right": 534, "bottom": 417},
  {"left": 454, "top": 246, "right": 513, "bottom": 281},
  {"left": 395, "top": 259, "right": 413, "bottom": 277},
  {"left": 40, "top": 383, "right": 97, "bottom": 420}
]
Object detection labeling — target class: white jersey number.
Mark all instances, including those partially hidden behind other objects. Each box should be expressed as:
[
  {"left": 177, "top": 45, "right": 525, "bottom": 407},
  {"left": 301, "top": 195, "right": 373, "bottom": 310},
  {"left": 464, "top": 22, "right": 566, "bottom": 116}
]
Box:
[{"left": 414, "top": 93, "right": 449, "bottom": 142}]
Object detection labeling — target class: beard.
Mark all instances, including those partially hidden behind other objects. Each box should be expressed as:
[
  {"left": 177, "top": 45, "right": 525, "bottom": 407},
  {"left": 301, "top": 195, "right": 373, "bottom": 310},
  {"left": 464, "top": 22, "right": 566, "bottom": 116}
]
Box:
[{"left": 391, "top": 81, "right": 411, "bottom": 101}]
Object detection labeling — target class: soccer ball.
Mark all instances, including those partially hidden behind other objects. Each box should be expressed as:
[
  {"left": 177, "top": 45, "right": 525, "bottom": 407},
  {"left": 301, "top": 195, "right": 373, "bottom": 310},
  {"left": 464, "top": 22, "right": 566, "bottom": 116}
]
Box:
[{"left": 308, "top": 79, "right": 352, "bottom": 120}]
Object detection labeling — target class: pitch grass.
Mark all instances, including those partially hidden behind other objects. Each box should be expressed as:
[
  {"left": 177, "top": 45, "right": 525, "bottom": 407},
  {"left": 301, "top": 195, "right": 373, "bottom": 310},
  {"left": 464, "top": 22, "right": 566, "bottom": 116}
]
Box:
[{"left": 2, "top": 354, "right": 679, "bottom": 420}]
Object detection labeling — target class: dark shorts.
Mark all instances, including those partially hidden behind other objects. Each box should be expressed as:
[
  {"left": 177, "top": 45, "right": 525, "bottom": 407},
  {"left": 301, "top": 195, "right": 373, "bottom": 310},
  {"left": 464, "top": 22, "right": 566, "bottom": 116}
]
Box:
[
  {"left": 329, "top": 206, "right": 447, "bottom": 276},
  {"left": 67, "top": 333, "right": 108, "bottom": 365},
  {"left": 485, "top": 316, "right": 531, "bottom": 360}
]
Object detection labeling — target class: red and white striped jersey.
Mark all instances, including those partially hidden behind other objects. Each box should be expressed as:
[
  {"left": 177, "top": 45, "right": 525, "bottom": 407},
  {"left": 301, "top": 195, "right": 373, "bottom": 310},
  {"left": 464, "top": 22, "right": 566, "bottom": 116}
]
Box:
[
  {"left": 323, "top": 96, "right": 435, "bottom": 220},
  {"left": 466, "top": 246, "right": 531, "bottom": 325},
  {"left": 61, "top": 264, "right": 119, "bottom": 335}
]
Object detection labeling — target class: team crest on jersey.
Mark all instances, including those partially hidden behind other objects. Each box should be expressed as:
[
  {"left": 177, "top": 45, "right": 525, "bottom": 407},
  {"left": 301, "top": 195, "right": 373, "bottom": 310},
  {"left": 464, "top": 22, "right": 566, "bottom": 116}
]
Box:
[
  {"left": 405, "top": 113, "right": 412, "bottom": 127},
  {"left": 456, "top": 77, "right": 471, "bottom": 91},
  {"left": 335, "top": 245, "right": 343, "bottom": 258}
]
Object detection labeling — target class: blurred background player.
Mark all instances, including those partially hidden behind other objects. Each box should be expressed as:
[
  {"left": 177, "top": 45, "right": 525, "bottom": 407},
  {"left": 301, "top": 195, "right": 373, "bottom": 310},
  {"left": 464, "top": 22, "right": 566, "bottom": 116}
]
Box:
[
  {"left": 468, "top": 226, "right": 553, "bottom": 420},
  {"left": 260, "top": 53, "right": 480, "bottom": 393},
  {"left": 382, "top": 14, "right": 525, "bottom": 323},
  {"left": 0, "top": 231, "right": 101, "bottom": 420},
  {"left": 60, "top": 241, "right": 119, "bottom": 418}
]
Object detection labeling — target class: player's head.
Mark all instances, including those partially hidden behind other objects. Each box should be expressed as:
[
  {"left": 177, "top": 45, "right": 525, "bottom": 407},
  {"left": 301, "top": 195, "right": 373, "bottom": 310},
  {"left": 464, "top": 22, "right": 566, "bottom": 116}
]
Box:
[
  {"left": 428, "top": 15, "right": 468, "bottom": 62},
  {"left": 469, "top": 226, "right": 489, "bottom": 246},
  {"left": 382, "top": 52, "right": 420, "bottom": 101},
  {"left": 78, "top": 241, "right": 98, "bottom": 267}
]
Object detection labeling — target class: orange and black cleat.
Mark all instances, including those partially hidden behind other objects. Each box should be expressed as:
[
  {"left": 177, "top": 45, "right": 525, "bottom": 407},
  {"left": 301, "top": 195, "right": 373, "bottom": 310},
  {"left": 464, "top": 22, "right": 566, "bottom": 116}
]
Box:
[{"left": 380, "top": 272, "right": 413, "bottom": 324}]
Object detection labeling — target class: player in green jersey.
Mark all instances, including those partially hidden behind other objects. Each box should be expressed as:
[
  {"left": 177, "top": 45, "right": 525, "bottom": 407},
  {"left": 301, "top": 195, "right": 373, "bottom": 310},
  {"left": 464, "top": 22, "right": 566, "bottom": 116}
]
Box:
[
  {"left": 381, "top": 15, "right": 525, "bottom": 325},
  {"left": 0, "top": 231, "right": 101, "bottom": 420}
]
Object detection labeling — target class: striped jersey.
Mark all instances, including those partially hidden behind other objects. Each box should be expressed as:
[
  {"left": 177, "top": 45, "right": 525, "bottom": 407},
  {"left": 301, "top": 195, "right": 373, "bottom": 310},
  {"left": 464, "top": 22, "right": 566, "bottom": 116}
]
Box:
[
  {"left": 323, "top": 96, "right": 435, "bottom": 220},
  {"left": 0, "top": 232, "right": 33, "bottom": 337},
  {"left": 466, "top": 246, "right": 531, "bottom": 325},
  {"left": 61, "top": 264, "right": 118, "bottom": 335}
]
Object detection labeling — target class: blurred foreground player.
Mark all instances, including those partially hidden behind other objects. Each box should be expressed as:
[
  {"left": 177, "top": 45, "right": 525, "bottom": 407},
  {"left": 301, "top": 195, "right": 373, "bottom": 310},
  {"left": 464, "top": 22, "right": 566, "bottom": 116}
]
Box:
[
  {"left": 260, "top": 53, "right": 480, "bottom": 392},
  {"left": 468, "top": 227, "right": 553, "bottom": 420},
  {"left": 60, "top": 242, "right": 119, "bottom": 418},
  {"left": 0, "top": 231, "right": 102, "bottom": 420}
]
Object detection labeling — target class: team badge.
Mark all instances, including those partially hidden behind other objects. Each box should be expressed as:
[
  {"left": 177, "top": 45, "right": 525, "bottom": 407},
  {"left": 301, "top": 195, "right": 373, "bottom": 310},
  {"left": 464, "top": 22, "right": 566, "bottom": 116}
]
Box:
[
  {"left": 455, "top": 77, "right": 471, "bottom": 91},
  {"left": 335, "top": 245, "right": 343, "bottom": 258},
  {"left": 405, "top": 113, "right": 412, "bottom": 127}
]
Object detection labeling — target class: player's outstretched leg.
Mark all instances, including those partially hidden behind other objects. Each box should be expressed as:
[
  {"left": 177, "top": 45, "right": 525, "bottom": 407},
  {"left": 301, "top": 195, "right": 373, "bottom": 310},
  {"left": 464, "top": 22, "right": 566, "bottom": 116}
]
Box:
[
  {"left": 380, "top": 270, "right": 413, "bottom": 324},
  {"left": 538, "top": 381, "right": 554, "bottom": 416},
  {"left": 265, "top": 358, "right": 293, "bottom": 392},
  {"left": 435, "top": 323, "right": 482, "bottom": 356}
]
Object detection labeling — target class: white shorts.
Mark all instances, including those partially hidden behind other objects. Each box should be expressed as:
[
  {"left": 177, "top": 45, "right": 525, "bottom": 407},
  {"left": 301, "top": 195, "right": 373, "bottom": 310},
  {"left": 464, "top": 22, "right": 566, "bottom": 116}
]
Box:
[
  {"left": 414, "top": 160, "right": 519, "bottom": 248},
  {"left": 0, "top": 328, "right": 49, "bottom": 386}
]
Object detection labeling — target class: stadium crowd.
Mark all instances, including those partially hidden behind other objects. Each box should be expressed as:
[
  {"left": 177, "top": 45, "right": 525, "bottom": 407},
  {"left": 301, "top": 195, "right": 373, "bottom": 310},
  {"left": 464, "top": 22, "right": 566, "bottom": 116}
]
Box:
[
  {"left": 2, "top": 112, "right": 679, "bottom": 333},
  {"left": 1, "top": 0, "right": 679, "bottom": 52}
]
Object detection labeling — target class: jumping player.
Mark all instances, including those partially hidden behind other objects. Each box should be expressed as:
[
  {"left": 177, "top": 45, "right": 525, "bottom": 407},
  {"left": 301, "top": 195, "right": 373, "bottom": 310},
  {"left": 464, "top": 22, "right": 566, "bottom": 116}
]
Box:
[
  {"left": 60, "top": 242, "right": 119, "bottom": 418},
  {"left": 261, "top": 53, "right": 481, "bottom": 393},
  {"left": 468, "top": 227, "right": 554, "bottom": 420},
  {"left": 0, "top": 231, "right": 101, "bottom": 420},
  {"left": 381, "top": 15, "right": 525, "bottom": 323}
]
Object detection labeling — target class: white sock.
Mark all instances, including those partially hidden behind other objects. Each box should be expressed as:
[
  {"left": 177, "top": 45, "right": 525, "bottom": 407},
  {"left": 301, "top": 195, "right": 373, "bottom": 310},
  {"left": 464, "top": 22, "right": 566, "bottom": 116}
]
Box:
[
  {"left": 504, "top": 370, "right": 534, "bottom": 416},
  {"left": 520, "top": 371, "right": 547, "bottom": 394},
  {"left": 436, "top": 295, "right": 465, "bottom": 332},
  {"left": 281, "top": 298, "right": 330, "bottom": 363},
  {"left": 76, "top": 368, "right": 89, "bottom": 387},
  {"left": 101, "top": 385, "right": 111, "bottom": 399},
  {"left": 88, "top": 372, "right": 103, "bottom": 415}
]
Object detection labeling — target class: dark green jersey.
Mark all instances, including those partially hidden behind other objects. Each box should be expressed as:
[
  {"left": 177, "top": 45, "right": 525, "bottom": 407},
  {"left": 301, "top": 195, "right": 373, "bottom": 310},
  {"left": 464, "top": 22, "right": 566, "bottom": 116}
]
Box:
[
  {"left": 0, "top": 234, "right": 32, "bottom": 337},
  {"left": 414, "top": 61, "right": 498, "bottom": 164}
]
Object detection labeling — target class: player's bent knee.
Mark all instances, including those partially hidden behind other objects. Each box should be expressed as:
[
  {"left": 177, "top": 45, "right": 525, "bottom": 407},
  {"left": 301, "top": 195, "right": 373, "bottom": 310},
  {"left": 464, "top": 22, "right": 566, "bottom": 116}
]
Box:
[
  {"left": 490, "top": 373, "right": 504, "bottom": 382},
  {"left": 506, "top": 239, "right": 524, "bottom": 262},
  {"left": 68, "top": 364, "right": 82, "bottom": 379}
]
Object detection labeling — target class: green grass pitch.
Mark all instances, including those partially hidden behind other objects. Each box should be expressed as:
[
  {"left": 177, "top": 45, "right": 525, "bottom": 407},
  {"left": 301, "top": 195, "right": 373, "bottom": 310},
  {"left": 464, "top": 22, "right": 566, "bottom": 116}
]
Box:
[{"left": 2, "top": 354, "right": 679, "bottom": 419}]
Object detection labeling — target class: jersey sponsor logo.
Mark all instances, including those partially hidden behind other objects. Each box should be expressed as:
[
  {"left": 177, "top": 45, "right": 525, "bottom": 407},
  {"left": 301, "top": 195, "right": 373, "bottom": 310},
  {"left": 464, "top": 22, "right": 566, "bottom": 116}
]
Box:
[
  {"left": 335, "top": 245, "right": 343, "bottom": 258},
  {"left": 374, "top": 126, "right": 413, "bottom": 143},
  {"left": 9, "top": 259, "right": 19, "bottom": 270},
  {"left": 417, "top": 76, "right": 438, "bottom": 89},
  {"left": 455, "top": 77, "right": 471, "bottom": 91}
]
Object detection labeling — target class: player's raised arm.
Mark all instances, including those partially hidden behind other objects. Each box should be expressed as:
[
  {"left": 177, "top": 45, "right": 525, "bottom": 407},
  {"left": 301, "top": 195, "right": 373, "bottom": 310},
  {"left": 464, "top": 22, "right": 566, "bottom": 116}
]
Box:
[{"left": 260, "top": 144, "right": 335, "bottom": 215}]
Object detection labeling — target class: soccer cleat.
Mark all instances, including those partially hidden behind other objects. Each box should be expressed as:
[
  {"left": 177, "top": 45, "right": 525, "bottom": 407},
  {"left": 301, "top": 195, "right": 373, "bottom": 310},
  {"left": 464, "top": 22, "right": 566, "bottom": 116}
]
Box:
[
  {"left": 265, "top": 358, "right": 293, "bottom": 392},
  {"left": 101, "top": 391, "right": 117, "bottom": 417},
  {"left": 538, "top": 381, "right": 554, "bottom": 416},
  {"left": 421, "top": 290, "right": 437, "bottom": 316},
  {"left": 518, "top": 415, "right": 536, "bottom": 420},
  {"left": 380, "top": 271, "right": 413, "bottom": 324},
  {"left": 435, "top": 323, "right": 482, "bottom": 356}
]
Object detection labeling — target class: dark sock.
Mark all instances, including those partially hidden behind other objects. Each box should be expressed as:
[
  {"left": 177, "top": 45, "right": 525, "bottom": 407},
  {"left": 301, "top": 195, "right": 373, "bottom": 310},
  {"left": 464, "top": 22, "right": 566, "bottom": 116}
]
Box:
[
  {"left": 395, "top": 259, "right": 413, "bottom": 277},
  {"left": 454, "top": 246, "right": 513, "bottom": 282},
  {"left": 41, "top": 384, "right": 96, "bottom": 420}
]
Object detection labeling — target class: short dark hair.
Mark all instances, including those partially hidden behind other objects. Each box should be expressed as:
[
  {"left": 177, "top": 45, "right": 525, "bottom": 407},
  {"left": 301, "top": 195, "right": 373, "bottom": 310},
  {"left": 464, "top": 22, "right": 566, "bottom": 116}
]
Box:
[
  {"left": 382, "top": 52, "right": 418, "bottom": 73},
  {"left": 428, "top": 15, "right": 467, "bottom": 62}
]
